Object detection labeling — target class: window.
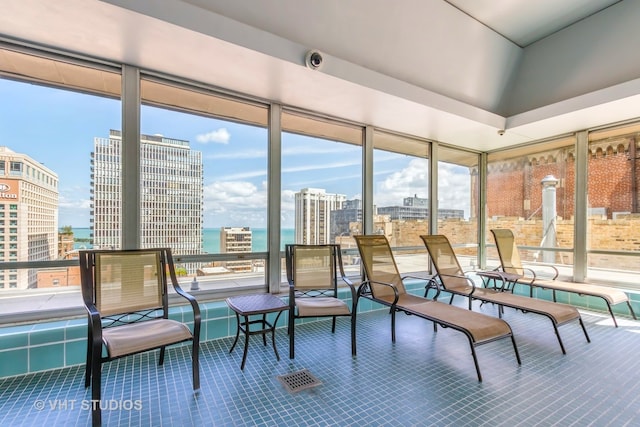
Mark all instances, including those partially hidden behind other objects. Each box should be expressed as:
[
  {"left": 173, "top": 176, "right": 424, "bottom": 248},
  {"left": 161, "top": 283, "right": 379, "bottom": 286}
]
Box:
[
  {"left": 140, "top": 76, "right": 268, "bottom": 290},
  {"left": 586, "top": 123, "right": 640, "bottom": 285},
  {"left": 281, "top": 111, "right": 363, "bottom": 281},
  {"left": 438, "top": 146, "right": 479, "bottom": 269},
  {"left": 486, "top": 136, "right": 576, "bottom": 272},
  {"left": 0, "top": 45, "right": 121, "bottom": 315},
  {"left": 373, "top": 130, "right": 430, "bottom": 273}
]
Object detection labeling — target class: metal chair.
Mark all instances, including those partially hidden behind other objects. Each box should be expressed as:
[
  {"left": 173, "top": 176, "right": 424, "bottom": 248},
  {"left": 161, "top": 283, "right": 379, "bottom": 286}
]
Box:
[
  {"left": 285, "top": 244, "right": 357, "bottom": 358},
  {"left": 79, "top": 248, "right": 200, "bottom": 427}
]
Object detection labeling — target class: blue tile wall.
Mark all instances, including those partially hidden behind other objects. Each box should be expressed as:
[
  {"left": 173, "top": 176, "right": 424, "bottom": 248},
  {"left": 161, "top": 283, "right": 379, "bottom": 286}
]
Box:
[{"left": 0, "top": 278, "right": 635, "bottom": 379}]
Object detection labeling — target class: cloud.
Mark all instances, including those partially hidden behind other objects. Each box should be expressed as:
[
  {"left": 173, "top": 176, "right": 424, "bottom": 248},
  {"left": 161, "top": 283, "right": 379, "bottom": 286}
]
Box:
[
  {"left": 374, "top": 158, "right": 429, "bottom": 207},
  {"left": 196, "top": 128, "right": 230, "bottom": 144}
]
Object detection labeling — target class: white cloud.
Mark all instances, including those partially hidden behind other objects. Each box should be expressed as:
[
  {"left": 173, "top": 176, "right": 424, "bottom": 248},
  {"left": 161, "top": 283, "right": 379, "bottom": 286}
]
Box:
[
  {"left": 374, "top": 158, "right": 429, "bottom": 207},
  {"left": 196, "top": 128, "right": 230, "bottom": 144}
]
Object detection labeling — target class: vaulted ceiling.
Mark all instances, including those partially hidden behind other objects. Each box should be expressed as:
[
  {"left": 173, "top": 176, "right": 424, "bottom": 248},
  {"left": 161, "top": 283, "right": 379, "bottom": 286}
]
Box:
[{"left": 1, "top": 0, "right": 639, "bottom": 151}]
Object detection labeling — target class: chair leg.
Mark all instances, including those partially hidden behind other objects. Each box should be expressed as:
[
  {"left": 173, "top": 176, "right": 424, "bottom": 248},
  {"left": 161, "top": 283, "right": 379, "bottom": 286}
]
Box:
[
  {"left": 390, "top": 309, "right": 396, "bottom": 343},
  {"left": 85, "top": 331, "right": 92, "bottom": 388},
  {"left": 159, "top": 346, "right": 166, "bottom": 366},
  {"left": 331, "top": 316, "right": 337, "bottom": 333},
  {"left": 192, "top": 337, "right": 200, "bottom": 391},
  {"left": 351, "top": 314, "right": 357, "bottom": 356},
  {"left": 552, "top": 323, "right": 567, "bottom": 354},
  {"left": 289, "top": 309, "right": 295, "bottom": 359},
  {"left": 628, "top": 301, "right": 637, "bottom": 320},
  {"left": 607, "top": 302, "right": 619, "bottom": 328},
  {"left": 579, "top": 317, "right": 591, "bottom": 343},
  {"left": 90, "top": 345, "right": 102, "bottom": 427},
  {"left": 469, "top": 344, "right": 482, "bottom": 382}
]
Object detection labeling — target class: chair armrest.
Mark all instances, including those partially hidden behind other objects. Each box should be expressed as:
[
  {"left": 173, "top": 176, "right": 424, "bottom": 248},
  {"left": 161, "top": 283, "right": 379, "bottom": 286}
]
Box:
[
  {"left": 172, "top": 284, "right": 202, "bottom": 329},
  {"left": 522, "top": 263, "right": 558, "bottom": 281},
  {"left": 357, "top": 279, "right": 400, "bottom": 307},
  {"left": 438, "top": 273, "right": 477, "bottom": 295}
]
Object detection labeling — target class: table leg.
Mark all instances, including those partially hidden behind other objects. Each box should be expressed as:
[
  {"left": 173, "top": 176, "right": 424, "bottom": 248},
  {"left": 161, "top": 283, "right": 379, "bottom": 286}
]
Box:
[
  {"left": 262, "top": 314, "right": 267, "bottom": 346},
  {"left": 271, "top": 311, "right": 284, "bottom": 361},
  {"left": 229, "top": 312, "right": 241, "bottom": 354},
  {"left": 241, "top": 315, "right": 250, "bottom": 370}
]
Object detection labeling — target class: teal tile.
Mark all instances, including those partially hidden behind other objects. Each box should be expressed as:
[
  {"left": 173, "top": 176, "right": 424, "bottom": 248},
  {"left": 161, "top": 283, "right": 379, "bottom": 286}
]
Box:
[
  {"left": 0, "top": 331, "right": 28, "bottom": 350},
  {"left": 65, "top": 323, "right": 87, "bottom": 340},
  {"left": 205, "top": 318, "right": 229, "bottom": 340},
  {"left": 65, "top": 340, "right": 86, "bottom": 367},
  {"left": 30, "top": 327, "right": 64, "bottom": 346},
  {"left": 29, "top": 343, "right": 64, "bottom": 372},
  {"left": 0, "top": 348, "right": 28, "bottom": 377}
]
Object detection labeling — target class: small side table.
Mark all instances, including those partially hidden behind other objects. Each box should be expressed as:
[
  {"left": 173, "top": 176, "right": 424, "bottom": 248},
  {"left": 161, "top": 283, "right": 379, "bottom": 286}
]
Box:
[{"left": 226, "top": 294, "right": 288, "bottom": 370}]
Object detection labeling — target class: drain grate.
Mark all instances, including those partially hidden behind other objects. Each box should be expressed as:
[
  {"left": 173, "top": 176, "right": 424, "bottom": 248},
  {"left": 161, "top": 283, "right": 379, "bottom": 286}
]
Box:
[{"left": 277, "top": 369, "right": 322, "bottom": 393}]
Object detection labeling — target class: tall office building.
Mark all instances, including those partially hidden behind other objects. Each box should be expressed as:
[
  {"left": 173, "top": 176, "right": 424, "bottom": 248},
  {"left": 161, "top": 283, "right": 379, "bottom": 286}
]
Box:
[
  {"left": 219, "top": 227, "right": 252, "bottom": 273},
  {"left": 295, "top": 188, "right": 346, "bottom": 244},
  {"left": 0, "top": 147, "right": 59, "bottom": 289},
  {"left": 91, "top": 130, "right": 203, "bottom": 254}
]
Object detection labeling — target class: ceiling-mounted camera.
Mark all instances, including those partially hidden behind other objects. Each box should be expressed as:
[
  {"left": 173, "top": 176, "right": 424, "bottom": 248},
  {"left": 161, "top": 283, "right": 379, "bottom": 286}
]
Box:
[{"left": 305, "top": 50, "right": 324, "bottom": 70}]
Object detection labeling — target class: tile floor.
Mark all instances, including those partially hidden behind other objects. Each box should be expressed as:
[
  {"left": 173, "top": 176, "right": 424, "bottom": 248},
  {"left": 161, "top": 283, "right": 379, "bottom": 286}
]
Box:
[{"left": 1, "top": 299, "right": 640, "bottom": 426}]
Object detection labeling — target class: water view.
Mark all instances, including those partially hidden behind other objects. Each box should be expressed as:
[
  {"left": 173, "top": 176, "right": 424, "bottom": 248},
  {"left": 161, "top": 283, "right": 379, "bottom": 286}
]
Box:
[{"left": 70, "top": 227, "right": 295, "bottom": 253}]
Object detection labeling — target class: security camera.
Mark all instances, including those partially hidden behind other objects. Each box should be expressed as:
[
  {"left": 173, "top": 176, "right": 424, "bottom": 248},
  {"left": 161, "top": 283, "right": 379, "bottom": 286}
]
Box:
[
  {"left": 497, "top": 129, "right": 505, "bottom": 136},
  {"left": 305, "top": 50, "right": 324, "bottom": 70}
]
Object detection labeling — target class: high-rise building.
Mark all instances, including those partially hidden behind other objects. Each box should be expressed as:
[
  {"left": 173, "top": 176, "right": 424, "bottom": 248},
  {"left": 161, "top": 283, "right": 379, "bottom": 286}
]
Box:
[
  {"left": 295, "top": 188, "right": 346, "bottom": 244},
  {"left": 219, "top": 227, "right": 252, "bottom": 273},
  {"left": 330, "top": 198, "right": 363, "bottom": 243},
  {"left": 0, "top": 147, "right": 59, "bottom": 289},
  {"left": 91, "top": 130, "right": 203, "bottom": 254}
]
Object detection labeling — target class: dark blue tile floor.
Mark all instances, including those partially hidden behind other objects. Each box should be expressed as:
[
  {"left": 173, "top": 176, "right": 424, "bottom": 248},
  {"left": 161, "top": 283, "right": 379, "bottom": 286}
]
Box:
[{"left": 1, "top": 300, "right": 640, "bottom": 426}]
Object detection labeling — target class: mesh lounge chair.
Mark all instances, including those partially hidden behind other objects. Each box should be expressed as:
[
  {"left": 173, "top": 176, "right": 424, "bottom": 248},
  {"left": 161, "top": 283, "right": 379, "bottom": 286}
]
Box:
[
  {"left": 79, "top": 248, "right": 200, "bottom": 427},
  {"left": 491, "top": 228, "right": 636, "bottom": 327},
  {"left": 285, "top": 244, "right": 357, "bottom": 358},
  {"left": 421, "top": 234, "right": 590, "bottom": 354},
  {"left": 354, "top": 235, "right": 520, "bottom": 382}
]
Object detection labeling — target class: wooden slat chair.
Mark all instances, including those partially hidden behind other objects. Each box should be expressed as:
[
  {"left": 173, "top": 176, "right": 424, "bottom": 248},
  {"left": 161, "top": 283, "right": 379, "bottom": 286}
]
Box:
[
  {"left": 353, "top": 235, "right": 520, "bottom": 382},
  {"left": 285, "top": 244, "right": 357, "bottom": 358},
  {"left": 491, "top": 228, "right": 636, "bottom": 327},
  {"left": 79, "top": 248, "right": 201, "bottom": 427},
  {"left": 420, "top": 234, "right": 590, "bottom": 354}
]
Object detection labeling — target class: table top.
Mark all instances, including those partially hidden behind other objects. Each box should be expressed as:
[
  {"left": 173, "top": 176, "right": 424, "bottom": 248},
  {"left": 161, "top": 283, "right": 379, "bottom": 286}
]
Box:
[{"left": 226, "top": 294, "right": 287, "bottom": 316}]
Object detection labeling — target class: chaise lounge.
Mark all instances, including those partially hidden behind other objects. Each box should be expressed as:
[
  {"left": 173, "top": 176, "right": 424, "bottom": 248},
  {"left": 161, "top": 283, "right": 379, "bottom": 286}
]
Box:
[
  {"left": 421, "top": 234, "right": 590, "bottom": 355},
  {"left": 353, "top": 235, "right": 521, "bottom": 382},
  {"left": 491, "top": 228, "right": 637, "bottom": 327}
]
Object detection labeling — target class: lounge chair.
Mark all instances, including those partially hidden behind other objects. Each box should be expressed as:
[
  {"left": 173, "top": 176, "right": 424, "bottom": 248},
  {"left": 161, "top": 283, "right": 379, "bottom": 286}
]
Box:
[
  {"left": 491, "top": 228, "right": 637, "bottom": 327},
  {"left": 353, "top": 235, "right": 520, "bottom": 382},
  {"left": 420, "top": 234, "right": 590, "bottom": 354}
]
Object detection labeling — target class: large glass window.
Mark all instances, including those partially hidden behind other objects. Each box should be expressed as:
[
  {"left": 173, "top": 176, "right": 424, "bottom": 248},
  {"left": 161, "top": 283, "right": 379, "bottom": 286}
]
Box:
[
  {"left": 373, "top": 131, "right": 430, "bottom": 274},
  {"left": 486, "top": 136, "right": 576, "bottom": 274},
  {"left": 0, "top": 46, "right": 121, "bottom": 316},
  {"left": 437, "top": 146, "right": 479, "bottom": 269},
  {"left": 281, "top": 111, "right": 363, "bottom": 277},
  {"left": 140, "top": 77, "right": 268, "bottom": 290},
  {"left": 586, "top": 123, "right": 640, "bottom": 286}
]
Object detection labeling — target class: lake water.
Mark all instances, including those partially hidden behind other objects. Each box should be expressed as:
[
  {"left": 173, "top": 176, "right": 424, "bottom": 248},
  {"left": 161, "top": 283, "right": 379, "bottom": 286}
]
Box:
[{"left": 71, "top": 227, "right": 295, "bottom": 254}]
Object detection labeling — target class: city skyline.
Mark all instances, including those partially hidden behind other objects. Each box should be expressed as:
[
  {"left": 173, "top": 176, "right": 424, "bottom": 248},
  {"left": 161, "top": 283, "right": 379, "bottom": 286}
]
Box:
[{"left": 0, "top": 78, "right": 473, "bottom": 230}]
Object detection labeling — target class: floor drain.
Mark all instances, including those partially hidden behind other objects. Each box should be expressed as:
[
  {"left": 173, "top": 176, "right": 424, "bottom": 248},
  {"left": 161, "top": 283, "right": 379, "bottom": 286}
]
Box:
[{"left": 277, "top": 369, "right": 322, "bottom": 393}]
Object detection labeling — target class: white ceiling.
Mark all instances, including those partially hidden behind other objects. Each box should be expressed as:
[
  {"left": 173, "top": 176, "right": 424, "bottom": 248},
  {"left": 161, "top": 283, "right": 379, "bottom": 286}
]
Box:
[
  {"left": 446, "top": 0, "right": 621, "bottom": 47},
  {"left": 1, "top": 0, "right": 639, "bottom": 152}
]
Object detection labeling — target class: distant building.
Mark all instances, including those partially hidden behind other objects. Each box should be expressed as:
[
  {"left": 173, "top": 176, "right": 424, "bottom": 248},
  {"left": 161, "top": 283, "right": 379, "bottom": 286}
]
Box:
[
  {"left": 220, "top": 226, "right": 252, "bottom": 273},
  {"left": 378, "top": 194, "right": 464, "bottom": 220},
  {"left": 330, "top": 199, "right": 363, "bottom": 243},
  {"left": 295, "top": 188, "right": 346, "bottom": 244},
  {"left": 0, "top": 147, "right": 59, "bottom": 289},
  {"left": 91, "top": 130, "right": 203, "bottom": 254}
]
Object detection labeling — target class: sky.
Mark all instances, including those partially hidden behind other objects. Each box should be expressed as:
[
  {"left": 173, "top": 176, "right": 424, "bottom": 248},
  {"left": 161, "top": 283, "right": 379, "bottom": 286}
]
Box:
[{"left": 0, "top": 78, "right": 472, "bottom": 229}]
